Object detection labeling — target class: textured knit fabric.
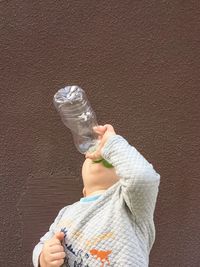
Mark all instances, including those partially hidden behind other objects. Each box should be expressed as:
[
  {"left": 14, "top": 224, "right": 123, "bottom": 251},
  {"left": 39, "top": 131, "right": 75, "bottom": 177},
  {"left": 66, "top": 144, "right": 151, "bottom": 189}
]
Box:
[{"left": 32, "top": 134, "right": 160, "bottom": 267}]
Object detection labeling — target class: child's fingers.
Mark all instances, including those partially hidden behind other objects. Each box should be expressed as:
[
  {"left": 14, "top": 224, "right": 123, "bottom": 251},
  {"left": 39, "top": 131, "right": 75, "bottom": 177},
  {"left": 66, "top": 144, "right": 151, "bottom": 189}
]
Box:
[
  {"left": 50, "top": 251, "right": 66, "bottom": 260},
  {"left": 85, "top": 139, "right": 104, "bottom": 158},
  {"left": 97, "top": 135, "right": 102, "bottom": 140},
  {"left": 85, "top": 150, "right": 102, "bottom": 161},
  {"left": 85, "top": 151, "right": 95, "bottom": 159},
  {"left": 93, "top": 124, "right": 115, "bottom": 134},
  {"left": 93, "top": 125, "right": 107, "bottom": 135},
  {"left": 103, "top": 124, "right": 115, "bottom": 133},
  {"left": 51, "top": 258, "right": 65, "bottom": 266},
  {"left": 94, "top": 125, "right": 106, "bottom": 130},
  {"left": 49, "top": 245, "right": 64, "bottom": 253}
]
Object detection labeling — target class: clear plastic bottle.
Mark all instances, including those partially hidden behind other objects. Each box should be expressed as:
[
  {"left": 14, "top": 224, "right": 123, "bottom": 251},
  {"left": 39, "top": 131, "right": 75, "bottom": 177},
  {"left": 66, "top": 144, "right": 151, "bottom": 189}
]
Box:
[{"left": 53, "top": 85, "right": 100, "bottom": 154}]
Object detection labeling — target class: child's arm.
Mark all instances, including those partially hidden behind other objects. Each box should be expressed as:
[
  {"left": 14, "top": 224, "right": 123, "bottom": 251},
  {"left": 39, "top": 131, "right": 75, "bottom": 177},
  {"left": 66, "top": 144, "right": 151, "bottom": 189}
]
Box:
[
  {"left": 86, "top": 124, "right": 160, "bottom": 223},
  {"left": 101, "top": 134, "right": 160, "bottom": 223},
  {"left": 32, "top": 206, "right": 67, "bottom": 267}
]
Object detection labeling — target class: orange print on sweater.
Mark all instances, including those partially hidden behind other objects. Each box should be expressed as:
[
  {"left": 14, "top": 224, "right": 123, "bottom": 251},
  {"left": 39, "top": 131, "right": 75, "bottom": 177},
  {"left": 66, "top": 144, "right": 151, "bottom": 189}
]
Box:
[{"left": 90, "top": 249, "right": 112, "bottom": 267}]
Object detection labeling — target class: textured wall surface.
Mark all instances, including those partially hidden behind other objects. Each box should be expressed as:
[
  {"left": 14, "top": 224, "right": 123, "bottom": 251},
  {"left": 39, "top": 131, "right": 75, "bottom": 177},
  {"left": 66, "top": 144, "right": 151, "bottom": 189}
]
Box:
[{"left": 1, "top": 1, "right": 199, "bottom": 266}]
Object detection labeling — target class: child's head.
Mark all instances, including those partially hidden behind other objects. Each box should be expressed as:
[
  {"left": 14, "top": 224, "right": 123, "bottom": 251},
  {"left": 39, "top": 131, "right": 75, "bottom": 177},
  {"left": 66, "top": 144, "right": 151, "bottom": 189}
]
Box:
[{"left": 82, "top": 158, "right": 120, "bottom": 196}]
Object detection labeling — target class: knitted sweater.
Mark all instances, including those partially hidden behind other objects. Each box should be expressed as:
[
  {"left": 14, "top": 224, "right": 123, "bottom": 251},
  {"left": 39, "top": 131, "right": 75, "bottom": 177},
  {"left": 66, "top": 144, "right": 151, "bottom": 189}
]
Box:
[{"left": 32, "top": 134, "right": 160, "bottom": 267}]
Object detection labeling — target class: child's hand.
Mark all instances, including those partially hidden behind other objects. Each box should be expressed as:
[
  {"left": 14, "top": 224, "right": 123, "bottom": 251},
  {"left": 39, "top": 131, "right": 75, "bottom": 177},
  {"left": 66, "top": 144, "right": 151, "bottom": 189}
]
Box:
[
  {"left": 85, "top": 124, "right": 116, "bottom": 161},
  {"left": 40, "top": 232, "right": 66, "bottom": 267}
]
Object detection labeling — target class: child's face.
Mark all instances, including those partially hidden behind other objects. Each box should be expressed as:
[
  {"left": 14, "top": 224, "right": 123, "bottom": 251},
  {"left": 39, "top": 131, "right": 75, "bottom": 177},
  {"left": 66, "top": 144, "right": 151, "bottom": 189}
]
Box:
[{"left": 82, "top": 158, "right": 120, "bottom": 196}]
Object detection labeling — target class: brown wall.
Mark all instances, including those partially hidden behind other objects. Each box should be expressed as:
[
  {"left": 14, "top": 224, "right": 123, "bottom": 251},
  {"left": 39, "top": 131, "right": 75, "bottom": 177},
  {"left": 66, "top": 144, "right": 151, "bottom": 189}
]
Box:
[{"left": 1, "top": 1, "right": 199, "bottom": 266}]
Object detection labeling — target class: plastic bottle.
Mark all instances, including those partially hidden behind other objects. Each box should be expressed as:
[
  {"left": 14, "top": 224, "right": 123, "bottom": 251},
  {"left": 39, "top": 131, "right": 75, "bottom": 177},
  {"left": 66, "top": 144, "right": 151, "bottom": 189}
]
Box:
[{"left": 53, "top": 85, "right": 100, "bottom": 154}]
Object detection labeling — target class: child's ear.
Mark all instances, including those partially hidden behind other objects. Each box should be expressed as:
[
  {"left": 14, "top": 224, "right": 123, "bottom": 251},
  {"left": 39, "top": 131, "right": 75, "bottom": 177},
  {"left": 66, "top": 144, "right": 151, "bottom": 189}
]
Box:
[{"left": 83, "top": 187, "right": 86, "bottom": 197}]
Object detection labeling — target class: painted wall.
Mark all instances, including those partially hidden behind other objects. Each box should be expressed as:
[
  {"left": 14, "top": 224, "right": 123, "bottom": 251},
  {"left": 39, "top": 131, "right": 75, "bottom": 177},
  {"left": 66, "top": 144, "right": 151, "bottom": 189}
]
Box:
[{"left": 1, "top": 1, "right": 199, "bottom": 266}]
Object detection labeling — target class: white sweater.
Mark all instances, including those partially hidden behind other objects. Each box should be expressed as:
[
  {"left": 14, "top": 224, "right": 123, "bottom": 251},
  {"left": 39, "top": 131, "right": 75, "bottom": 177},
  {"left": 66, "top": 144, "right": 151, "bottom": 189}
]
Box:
[{"left": 32, "top": 135, "right": 160, "bottom": 267}]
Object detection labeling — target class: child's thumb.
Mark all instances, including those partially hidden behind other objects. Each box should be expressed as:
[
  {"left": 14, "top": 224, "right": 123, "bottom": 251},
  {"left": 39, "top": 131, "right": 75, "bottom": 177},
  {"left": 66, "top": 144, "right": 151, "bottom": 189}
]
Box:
[
  {"left": 54, "top": 231, "right": 64, "bottom": 242},
  {"left": 104, "top": 124, "right": 115, "bottom": 133}
]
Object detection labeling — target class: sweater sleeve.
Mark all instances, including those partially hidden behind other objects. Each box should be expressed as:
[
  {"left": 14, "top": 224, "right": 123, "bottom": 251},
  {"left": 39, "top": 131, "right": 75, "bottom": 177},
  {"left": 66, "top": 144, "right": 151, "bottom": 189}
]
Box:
[
  {"left": 32, "top": 206, "right": 67, "bottom": 267},
  {"left": 101, "top": 134, "right": 160, "bottom": 222}
]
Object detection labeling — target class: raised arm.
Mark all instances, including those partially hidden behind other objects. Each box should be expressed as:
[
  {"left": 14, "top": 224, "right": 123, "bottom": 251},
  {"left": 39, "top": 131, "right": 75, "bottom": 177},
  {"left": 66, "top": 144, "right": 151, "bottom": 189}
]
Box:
[
  {"left": 101, "top": 134, "right": 160, "bottom": 222},
  {"left": 85, "top": 124, "right": 160, "bottom": 223}
]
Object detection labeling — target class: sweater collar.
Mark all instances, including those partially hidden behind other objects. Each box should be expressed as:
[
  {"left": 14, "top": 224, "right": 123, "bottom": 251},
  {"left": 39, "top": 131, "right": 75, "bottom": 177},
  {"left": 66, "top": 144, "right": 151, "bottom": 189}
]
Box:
[{"left": 80, "top": 194, "right": 102, "bottom": 203}]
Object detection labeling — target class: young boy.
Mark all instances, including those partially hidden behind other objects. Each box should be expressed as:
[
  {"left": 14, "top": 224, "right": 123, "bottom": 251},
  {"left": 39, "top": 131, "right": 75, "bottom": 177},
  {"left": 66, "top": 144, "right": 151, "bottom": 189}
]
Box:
[{"left": 32, "top": 124, "right": 160, "bottom": 267}]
